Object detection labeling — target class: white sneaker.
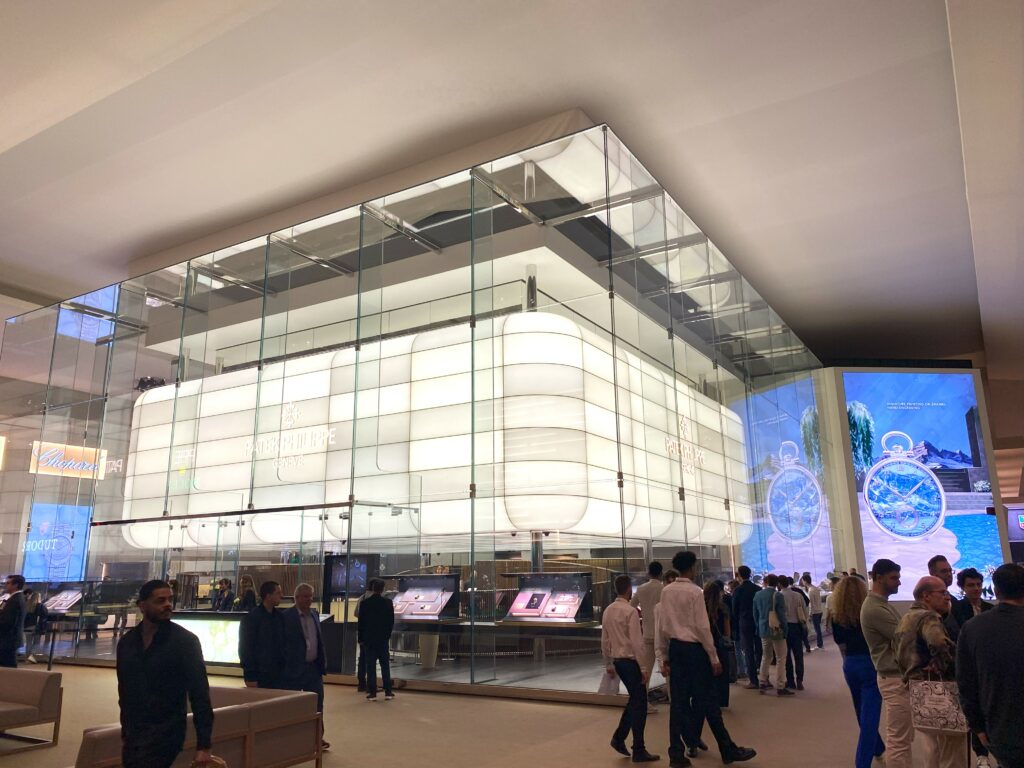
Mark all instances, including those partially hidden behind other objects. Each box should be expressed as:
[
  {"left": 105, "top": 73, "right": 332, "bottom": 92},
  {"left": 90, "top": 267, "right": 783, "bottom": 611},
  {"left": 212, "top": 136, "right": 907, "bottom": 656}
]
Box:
[{"left": 975, "top": 757, "right": 990, "bottom": 768}]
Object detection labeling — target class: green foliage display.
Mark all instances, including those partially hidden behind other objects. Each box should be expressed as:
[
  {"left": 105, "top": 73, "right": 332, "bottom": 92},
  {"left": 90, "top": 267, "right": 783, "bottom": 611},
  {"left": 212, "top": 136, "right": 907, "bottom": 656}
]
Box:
[
  {"left": 800, "top": 405, "right": 822, "bottom": 475},
  {"left": 847, "top": 401, "right": 875, "bottom": 475}
]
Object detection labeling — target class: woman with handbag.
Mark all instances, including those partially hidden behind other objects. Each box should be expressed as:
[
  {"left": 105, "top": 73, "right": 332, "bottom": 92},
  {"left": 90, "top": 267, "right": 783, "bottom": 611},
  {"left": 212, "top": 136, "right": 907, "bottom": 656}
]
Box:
[
  {"left": 831, "top": 576, "right": 886, "bottom": 768},
  {"left": 894, "top": 576, "right": 969, "bottom": 768}
]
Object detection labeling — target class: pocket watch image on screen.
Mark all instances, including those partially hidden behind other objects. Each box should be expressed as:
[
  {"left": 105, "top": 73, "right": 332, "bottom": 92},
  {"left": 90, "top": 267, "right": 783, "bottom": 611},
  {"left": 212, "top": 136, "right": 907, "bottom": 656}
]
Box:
[
  {"left": 766, "top": 441, "right": 823, "bottom": 543},
  {"left": 862, "top": 431, "right": 946, "bottom": 539}
]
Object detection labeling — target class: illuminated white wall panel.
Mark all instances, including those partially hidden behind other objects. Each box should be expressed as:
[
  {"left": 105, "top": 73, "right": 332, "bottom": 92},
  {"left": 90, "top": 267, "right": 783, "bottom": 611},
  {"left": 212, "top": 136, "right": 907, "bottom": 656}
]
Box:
[{"left": 122, "top": 311, "right": 747, "bottom": 547}]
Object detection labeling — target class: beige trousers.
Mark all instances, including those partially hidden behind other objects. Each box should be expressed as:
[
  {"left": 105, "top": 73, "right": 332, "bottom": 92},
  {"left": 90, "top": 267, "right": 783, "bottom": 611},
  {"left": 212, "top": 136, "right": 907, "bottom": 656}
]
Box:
[
  {"left": 759, "top": 636, "right": 787, "bottom": 689},
  {"left": 877, "top": 675, "right": 914, "bottom": 768},
  {"left": 919, "top": 731, "right": 969, "bottom": 768}
]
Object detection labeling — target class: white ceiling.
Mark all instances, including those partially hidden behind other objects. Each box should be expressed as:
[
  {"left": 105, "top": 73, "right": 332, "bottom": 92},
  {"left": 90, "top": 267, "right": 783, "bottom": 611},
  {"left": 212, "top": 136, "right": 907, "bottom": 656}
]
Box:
[{"left": 0, "top": 0, "right": 1018, "bottom": 376}]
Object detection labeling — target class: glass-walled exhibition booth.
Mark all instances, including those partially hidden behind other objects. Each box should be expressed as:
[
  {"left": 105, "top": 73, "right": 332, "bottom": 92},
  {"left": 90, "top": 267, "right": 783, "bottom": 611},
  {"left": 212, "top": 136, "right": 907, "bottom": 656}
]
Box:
[{"left": 1, "top": 125, "right": 1001, "bottom": 695}]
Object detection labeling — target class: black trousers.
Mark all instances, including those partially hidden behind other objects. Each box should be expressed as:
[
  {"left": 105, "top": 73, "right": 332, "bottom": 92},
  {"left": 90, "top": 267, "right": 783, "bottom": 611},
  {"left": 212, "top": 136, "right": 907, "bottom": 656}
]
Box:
[
  {"left": 811, "top": 613, "right": 824, "bottom": 648},
  {"left": 364, "top": 640, "right": 392, "bottom": 695},
  {"left": 0, "top": 647, "right": 16, "bottom": 668},
  {"left": 357, "top": 642, "right": 368, "bottom": 687},
  {"left": 785, "top": 623, "right": 804, "bottom": 685},
  {"left": 283, "top": 661, "right": 325, "bottom": 712},
  {"left": 612, "top": 658, "right": 648, "bottom": 751},
  {"left": 122, "top": 724, "right": 184, "bottom": 768},
  {"left": 738, "top": 623, "right": 761, "bottom": 684},
  {"left": 667, "top": 640, "right": 736, "bottom": 763}
]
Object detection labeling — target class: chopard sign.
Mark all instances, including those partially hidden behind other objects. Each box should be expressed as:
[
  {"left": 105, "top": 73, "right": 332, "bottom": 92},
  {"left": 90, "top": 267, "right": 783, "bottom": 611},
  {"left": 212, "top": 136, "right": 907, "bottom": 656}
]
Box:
[{"left": 29, "top": 441, "right": 108, "bottom": 480}]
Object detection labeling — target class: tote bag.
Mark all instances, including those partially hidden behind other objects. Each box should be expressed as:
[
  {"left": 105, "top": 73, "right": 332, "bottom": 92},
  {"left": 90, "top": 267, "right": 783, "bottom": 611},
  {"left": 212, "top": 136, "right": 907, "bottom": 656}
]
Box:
[
  {"left": 908, "top": 678, "right": 969, "bottom": 735},
  {"left": 767, "top": 595, "right": 786, "bottom": 640}
]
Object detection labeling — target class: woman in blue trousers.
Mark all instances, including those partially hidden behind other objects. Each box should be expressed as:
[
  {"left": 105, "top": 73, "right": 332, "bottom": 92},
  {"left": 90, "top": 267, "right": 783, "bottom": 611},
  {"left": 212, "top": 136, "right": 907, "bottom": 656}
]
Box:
[{"left": 831, "top": 576, "right": 885, "bottom": 768}]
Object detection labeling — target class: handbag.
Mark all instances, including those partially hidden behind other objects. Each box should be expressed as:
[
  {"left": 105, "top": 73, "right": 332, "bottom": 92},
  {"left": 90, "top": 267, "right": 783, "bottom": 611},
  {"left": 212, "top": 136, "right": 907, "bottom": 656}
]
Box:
[
  {"left": 908, "top": 677, "right": 968, "bottom": 735},
  {"left": 598, "top": 668, "right": 621, "bottom": 695},
  {"left": 767, "top": 596, "right": 786, "bottom": 640}
]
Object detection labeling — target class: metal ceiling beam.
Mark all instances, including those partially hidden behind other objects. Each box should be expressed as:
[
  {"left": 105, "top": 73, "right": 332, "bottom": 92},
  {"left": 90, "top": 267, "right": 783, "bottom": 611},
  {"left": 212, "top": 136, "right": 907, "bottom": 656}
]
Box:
[
  {"left": 361, "top": 203, "right": 443, "bottom": 253},
  {"left": 543, "top": 183, "right": 664, "bottom": 228}
]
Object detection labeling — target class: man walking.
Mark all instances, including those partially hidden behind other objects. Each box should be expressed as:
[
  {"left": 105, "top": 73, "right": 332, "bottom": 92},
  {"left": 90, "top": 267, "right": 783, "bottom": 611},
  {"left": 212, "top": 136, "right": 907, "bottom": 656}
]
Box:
[
  {"left": 731, "top": 566, "right": 762, "bottom": 690},
  {"left": 957, "top": 563, "right": 1024, "bottom": 768},
  {"left": 605, "top": 574, "right": 659, "bottom": 762},
  {"left": 657, "top": 551, "right": 756, "bottom": 766},
  {"left": 780, "top": 576, "right": 807, "bottom": 689},
  {"left": 802, "top": 574, "right": 824, "bottom": 649},
  {"left": 861, "top": 559, "right": 912, "bottom": 768},
  {"left": 752, "top": 574, "right": 791, "bottom": 696},
  {"left": 894, "top": 576, "right": 966, "bottom": 767},
  {"left": 357, "top": 578, "right": 395, "bottom": 700},
  {"left": 631, "top": 561, "right": 664, "bottom": 710},
  {"left": 282, "top": 583, "right": 329, "bottom": 750},
  {"left": 239, "top": 580, "right": 285, "bottom": 689},
  {"left": 0, "top": 574, "right": 26, "bottom": 668},
  {"left": 116, "top": 580, "right": 213, "bottom": 768}
]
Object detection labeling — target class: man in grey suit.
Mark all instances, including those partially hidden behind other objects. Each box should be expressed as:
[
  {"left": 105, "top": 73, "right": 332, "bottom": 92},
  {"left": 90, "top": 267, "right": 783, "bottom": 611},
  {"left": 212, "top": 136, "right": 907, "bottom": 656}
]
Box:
[
  {"left": 282, "top": 583, "right": 329, "bottom": 751},
  {"left": 0, "top": 574, "right": 27, "bottom": 668}
]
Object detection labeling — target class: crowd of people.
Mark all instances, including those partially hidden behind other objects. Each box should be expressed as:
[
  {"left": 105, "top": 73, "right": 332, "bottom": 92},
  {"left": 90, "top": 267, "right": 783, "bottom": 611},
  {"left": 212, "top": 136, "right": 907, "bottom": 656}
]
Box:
[{"left": 601, "top": 554, "right": 1024, "bottom": 768}]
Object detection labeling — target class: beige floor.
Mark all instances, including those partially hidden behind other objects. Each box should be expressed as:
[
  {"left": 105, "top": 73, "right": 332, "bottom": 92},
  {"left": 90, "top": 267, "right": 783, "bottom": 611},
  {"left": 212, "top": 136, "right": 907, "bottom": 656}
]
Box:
[{"left": 4, "top": 647, "right": 948, "bottom": 768}]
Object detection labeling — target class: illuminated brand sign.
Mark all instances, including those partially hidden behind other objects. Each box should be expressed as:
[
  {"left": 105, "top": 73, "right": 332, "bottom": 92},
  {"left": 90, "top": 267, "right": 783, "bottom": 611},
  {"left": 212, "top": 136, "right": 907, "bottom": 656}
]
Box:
[
  {"left": 29, "top": 441, "right": 107, "bottom": 480},
  {"left": 665, "top": 417, "right": 707, "bottom": 475}
]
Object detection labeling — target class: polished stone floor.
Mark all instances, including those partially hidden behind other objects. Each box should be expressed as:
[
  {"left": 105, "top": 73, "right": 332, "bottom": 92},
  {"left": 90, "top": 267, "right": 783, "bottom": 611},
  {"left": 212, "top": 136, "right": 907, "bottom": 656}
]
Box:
[{"left": 5, "top": 645, "right": 954, "bottom": 767}]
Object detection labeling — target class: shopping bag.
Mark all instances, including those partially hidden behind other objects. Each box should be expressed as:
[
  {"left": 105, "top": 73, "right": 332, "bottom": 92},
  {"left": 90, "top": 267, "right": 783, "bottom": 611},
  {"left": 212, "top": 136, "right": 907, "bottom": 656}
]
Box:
[
  {"left": 598, "top": 669, "right": 621, "bottom": 695},
  {"left": 908, "top": 678, "right": 968, "bottom": 735}
]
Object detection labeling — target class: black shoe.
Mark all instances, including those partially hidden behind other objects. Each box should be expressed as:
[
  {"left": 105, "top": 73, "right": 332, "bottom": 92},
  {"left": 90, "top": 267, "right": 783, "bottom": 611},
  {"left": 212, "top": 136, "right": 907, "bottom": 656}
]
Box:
[
  {"left": 796, "top": 682, "right": 804, "bottom": 690},
  {"left": 356, "top": 684, "right": 366, "bottom": 692},
  {"left": 786, "top": 681, "right": 796, "bottom": 689},
  {"left": 686, "top": 747, "right": 699, "bottom": 758},
  {"left": 611, "top": 737, "right": 630, "bottom": 756},
  {"left": 366, "top": 693, "right": 377, "bottom": 700},
  {"left": 632, "top": 751, "right": 660, "bottom": 763},
  {"left": 777, "top": 688, "right": 795, "bottom": 697},
  {"left": 697, "top": 740, "right": 708, "bottom": 751},
  {"left": 722, "top": 746, "right": 756, "bottom": 764},
  {"left": 669, "top": 759, "right": 692, "bottom": 768},
  {"left": 320, "top": 741, "right": 331, "bottom": 752},
  {"left": 385, "top": 692, "right": 395, "bottom": 700}
]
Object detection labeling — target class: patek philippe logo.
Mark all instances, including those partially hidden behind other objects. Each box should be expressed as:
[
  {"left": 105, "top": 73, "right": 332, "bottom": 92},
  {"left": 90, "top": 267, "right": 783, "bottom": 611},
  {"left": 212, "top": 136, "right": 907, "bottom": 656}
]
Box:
[{"left": 282, "top": 401, "right": 301, "bottom": 430}]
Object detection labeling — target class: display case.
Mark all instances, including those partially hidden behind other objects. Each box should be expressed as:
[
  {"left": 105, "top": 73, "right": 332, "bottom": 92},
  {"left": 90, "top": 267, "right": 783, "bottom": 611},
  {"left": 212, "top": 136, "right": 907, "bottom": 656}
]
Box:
[
  {"left": 501, "top": 572, "right": 594, "bottom": 625},
  {"left": 389, "top": 573, "right": 460, "bottom": 622}
]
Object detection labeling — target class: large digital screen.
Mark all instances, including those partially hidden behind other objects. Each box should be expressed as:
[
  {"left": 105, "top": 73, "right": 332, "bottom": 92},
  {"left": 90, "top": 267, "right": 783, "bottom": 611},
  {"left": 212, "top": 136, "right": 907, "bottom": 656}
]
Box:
[
  {"left": 843, "top": 371, "right": 1001, "bottom": 599},
  {"left": 22, "top": 504, "right": 92, "bottom": 582},
  {"left": 738, "top": 376, "right": 836, "bottom": 580},
  {"left": 172, "top": 617, "right": 241, "bottom": 664}
]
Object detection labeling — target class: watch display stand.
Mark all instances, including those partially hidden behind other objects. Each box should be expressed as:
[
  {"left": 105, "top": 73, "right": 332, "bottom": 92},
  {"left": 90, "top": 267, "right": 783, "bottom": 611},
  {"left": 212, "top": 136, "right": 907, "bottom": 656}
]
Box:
[
  {"left": 500, "top": 572, "right": 594, "bottom": 624},
  {"left": 388, "top": 573, "right": 461, "bottom": 621}
]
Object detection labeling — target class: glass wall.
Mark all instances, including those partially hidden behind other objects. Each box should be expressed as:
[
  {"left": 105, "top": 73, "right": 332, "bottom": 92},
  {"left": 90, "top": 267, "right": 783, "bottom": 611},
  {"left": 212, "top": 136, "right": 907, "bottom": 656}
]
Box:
[{"left": 0, "top": 125, "right": 840, "bottom": 694}]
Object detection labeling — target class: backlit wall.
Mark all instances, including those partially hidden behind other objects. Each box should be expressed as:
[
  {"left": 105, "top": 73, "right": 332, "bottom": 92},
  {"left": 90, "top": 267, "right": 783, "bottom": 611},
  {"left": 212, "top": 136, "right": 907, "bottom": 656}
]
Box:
[{"left": 123, "top": 311, "right": 750, "bottom": 548}]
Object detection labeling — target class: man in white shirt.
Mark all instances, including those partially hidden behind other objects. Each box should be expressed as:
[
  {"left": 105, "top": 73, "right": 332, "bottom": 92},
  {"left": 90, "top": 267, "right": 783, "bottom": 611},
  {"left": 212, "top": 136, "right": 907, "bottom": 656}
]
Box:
[
  {"left": 780, "top": 576, "right": 808, "bottom": 689},
  {"left": 603, "top": 575, "right": 659, "bottom": 763},
  {"left": 631, "top": 561, "right": 664, "bottom": 708},
  {"left": 657, "top": 552, "right": 756, "bottom": 767},
  {"left": 801, "top": 574, "right": 824, "bottom": 649}
]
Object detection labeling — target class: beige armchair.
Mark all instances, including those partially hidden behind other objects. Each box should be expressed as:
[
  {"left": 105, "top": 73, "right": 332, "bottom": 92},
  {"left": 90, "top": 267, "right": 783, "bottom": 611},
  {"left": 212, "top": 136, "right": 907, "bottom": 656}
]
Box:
[
  {"left": 73, "top": 686, "right": 321, "bottom": 768},
  {"left": 0, "top": 667, "right": 63, "bottom": 753}
]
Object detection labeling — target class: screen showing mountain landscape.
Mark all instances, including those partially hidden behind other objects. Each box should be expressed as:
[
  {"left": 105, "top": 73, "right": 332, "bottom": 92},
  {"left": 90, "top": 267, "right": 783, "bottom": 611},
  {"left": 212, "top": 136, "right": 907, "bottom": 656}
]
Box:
[{"left": 842, "top": 371, "right": 1001, "bottom": 601}]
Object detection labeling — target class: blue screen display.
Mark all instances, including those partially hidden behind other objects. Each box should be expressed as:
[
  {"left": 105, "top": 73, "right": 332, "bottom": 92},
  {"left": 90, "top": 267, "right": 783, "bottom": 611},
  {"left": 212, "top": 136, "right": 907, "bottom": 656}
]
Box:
[
  {"left": 22, "top": 504, "right": 92, "bottom": 582},
  {"left": 843, "top": 371, "right": 1001, "bottom": 599},
  {"left": 736, "top": 375, "right": 835, "bottom": 581}
]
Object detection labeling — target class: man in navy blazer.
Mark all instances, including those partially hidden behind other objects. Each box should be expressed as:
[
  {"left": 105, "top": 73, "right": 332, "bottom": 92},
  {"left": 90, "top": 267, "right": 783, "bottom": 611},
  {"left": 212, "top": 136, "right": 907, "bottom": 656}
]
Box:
[{"left": 282, "top": 583, "right": 329, "bottom": 749}]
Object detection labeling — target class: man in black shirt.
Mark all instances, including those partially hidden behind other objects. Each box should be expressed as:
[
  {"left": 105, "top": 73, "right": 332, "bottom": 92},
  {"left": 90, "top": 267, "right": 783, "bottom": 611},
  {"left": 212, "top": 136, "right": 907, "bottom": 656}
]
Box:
[
  {"left": 0, "top": 574, "right": 27, "bottom": 668},
  {"left": 357, "top": 578, "right": 395, "bottom": 700},
  {"left": 957, "top": 563, "right": 1024, "bottom": 768},
  {"left": 116, "top": 579, "right": 213, "bottom": 768},
  {"left": 239, "top": 580, "right": 285, "bottom": 688},
  {"left": 730, "top": 566, "right": 761, "bottom": 690}
]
